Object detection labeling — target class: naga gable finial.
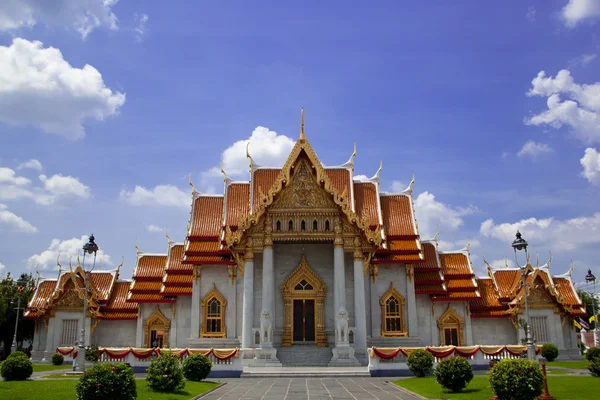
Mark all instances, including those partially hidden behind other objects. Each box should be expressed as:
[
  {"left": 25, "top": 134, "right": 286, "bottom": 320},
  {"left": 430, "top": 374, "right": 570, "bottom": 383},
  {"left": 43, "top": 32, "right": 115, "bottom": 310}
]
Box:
[
  {"left": 166, "top": 227, "right": 173, "bottom": 246},
  {"left": 188, "top": 173, "right": 197, "bottom": 194},
  {"left": 370, "top": 160, "right": 383, "bottom": 182},
  {"left": 300, "top": 108, "right": 305, "bottom": 140}
]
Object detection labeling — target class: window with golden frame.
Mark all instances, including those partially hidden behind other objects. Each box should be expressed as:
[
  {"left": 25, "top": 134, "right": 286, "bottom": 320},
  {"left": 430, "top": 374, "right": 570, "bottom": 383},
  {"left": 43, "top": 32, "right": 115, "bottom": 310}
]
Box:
[
  {"left": 437, "top": 305, "right": 464, "bottom": 346},
  {"left": 201, "top": 283, "right": 227, "bottom": 338},
  {"left": 379, "top": 283, "right": 407, "bottom": 336}
]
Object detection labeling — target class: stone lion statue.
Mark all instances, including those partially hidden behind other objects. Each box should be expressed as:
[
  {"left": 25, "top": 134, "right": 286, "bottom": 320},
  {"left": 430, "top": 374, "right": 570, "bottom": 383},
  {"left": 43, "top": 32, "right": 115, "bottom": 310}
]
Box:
[
  {"left": 260, "top": 309, "right": 273, "bottom": 345},
  {"left": 335, "top": 307, "right": 349, "bottom": 344}
]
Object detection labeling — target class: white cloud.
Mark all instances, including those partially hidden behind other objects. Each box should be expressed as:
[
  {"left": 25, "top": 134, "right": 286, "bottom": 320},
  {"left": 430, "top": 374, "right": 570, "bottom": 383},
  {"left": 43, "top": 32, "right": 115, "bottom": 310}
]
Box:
[
  {"left": 146, "top": 224, "right": 163, "bottom": 233},
  {"left": 562, "top": 0, "right": 600, "bottom": 27},
  {"left": 0, "top": 0, "right": 119, "bottom": 39},
  {"left": 0, "top": 262, "right": 5, "bottom": 272},
  {"left": 0, "top": 38, "right": 126, "bottom": 140},
  {"left": 525, "top": 70, "right": 600, "bottom": 144},
  {"left": 414, "top": 191, "right": 479, "bottom": 239},
  {"left": 133, "top": 13, "right": 148, "bottom": 42},
  {"left": 391, "top": 180, "right": 406, "bottom": 192},
  {"left": 480, "top": 213, "right": 600, "bottom": 251},
  {"left": 569, "top": 53, "right": 597, "bottom": 68},
  {"left": 197, "top": 126, "right": 295, "bottom": 192},
  {"left": 489, "top": 258, "right": 516, "bottom": 269},
  {"left": 527, "top": 6, "right": 536, "bottom": 22},
  {"left": 581, "top": 147, "right": 600, "bottom": 185},
  {"left": 517, "top": 140, "right": 554, "bottom": 159},
  {"left": 16, "top": 159, "right": 42, "bottom": 172},
  {"left": 28, "top": 235, "right": 112, "bottom": 270},
  {"left": 0, "top": 166, "right": 90, "bottom": 205},
  {"left": 353, "top": 174, "right": 369, "bottom": 181},
  {"left": 120, "top": 185, "right": 190, "bottom": 209},
  {"left": 502, "top": 152, "right": 511, "bottom": 159},
  {"left": 437, "top": 238, "right": 480, "bottom": 251},
  {"left": 0, "top": 203, "right": 37, "bottom": 233}
]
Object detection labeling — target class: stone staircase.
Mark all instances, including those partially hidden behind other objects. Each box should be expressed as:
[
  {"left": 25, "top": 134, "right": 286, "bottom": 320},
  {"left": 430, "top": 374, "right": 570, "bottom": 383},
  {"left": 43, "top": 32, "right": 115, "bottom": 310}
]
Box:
[{"left": 276, "top": 346, "right": 333, "bottom": 367}]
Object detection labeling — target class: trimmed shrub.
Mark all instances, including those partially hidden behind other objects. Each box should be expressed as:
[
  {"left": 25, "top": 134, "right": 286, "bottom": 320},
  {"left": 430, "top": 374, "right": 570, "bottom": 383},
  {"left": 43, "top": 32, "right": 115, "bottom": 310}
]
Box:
[
  {"left": 489, "top": 358, "right": 500, "bottom": 368},
  {"left": 585, "top": 347, "right": 600, "bottom": 362},
  {"left": 76, "top": 362, "right": 136, "bottom": 400},
  {"left": 52, "top": 353, "right": 64, "bottom": 366},
  {"left": 488, "top": 359, "right": 544, "bottom": 400},
  {"left": 182, "top": 354, "right": 212, "bottom": 381},
  {"left": 0, "top": 351, "right": 33, "bottom": 381},
  {"left": 588, "top": 359, "right": 600, "bottom": 377},
  {"left": 541, "top": 344, "right": 559, "bottom": 362},
  {"left": 146, "top": 352, "right": 185, "bottom": 392},
  {"left": 434, "top": 357, "right": 473, "bottom": 393},
  {"left": 407, "top": 349, "right": 434, "bottom": 378},
  {"left": 85, "top": 345, "right": 100, "bottom": 363}
]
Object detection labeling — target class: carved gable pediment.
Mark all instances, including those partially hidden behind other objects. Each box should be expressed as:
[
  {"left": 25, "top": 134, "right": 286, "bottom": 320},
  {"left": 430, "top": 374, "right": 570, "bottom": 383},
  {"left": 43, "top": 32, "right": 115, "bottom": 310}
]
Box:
[
  {"left": 528, "top": 287, "right": 556, "bottom": 308},
  {"left": 270, "top": 159, "right": 338, "bottom": 211},
  {"left": 55, "top": 289, "right": 84, "bottom": 310}
]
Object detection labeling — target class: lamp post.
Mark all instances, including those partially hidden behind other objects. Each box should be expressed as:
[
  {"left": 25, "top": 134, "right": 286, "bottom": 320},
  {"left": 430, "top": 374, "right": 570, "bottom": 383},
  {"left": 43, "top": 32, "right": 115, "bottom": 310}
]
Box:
[
  {"left": 512, "top": 230, "right": 536, "bottom": 361},
  {"left": 10, "top": 296, "right": 23, "bottom": 350},
  {"left": 74, "top": 234, "right": 98, "bottom": 372},
  {"left": 585, "top": 269, "right": 598, "bottom": 347}
]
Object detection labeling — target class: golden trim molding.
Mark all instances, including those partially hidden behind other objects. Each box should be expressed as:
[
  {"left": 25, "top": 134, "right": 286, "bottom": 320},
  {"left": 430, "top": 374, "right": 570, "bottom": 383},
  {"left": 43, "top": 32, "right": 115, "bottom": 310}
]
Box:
[
  {"left": 438, "top": 305, "right": 465, "bottom": 346},
  {"left": 380, "top": 282, "right": 407, "bottom": 337},
  {"left": 143, "top": 305, "right": 170, "bottom": 348},
  {"left": 200, "top": 283, "right": 227, "bottom": 338}
]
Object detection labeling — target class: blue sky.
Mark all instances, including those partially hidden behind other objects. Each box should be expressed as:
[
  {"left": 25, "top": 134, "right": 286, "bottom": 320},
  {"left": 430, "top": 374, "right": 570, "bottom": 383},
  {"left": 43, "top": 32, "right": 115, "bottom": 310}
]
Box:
[{"left": 1, "top": 1, "right": 599, "bottom": 286}]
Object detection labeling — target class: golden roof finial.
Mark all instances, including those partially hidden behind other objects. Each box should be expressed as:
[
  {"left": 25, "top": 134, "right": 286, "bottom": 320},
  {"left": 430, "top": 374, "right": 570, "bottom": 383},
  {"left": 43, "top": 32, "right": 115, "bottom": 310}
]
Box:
[
  {"left": 547, "top": 251, "right": 552, "bottom": 269},
  {"left": 69, "top": 256, "right": 74, "bottom": 272},
  {"left": 433, "top": 225, "right": 440, "bottom": 244},
  {"left": 246, "top": 142, "right": 255, "bottom": 173},
  {"left": 135, "top": 243, "right": 142, "bottom": 256},
  {"left": 57, "top": 255, "right": 62, "bottom": 276},
  {"left": 505, "top": 257, "right": 510, "bottom": 268},
  {"left": 116, "top": 256, "right": 124, "bottom": 277},
  {"left": 166, "top": 227, "right": 173, "bottom": 246},
  {"left": 568, "top": 260, "right": 574, "bottom": 277},
  {"left": 535, "top": 252, "right": 539, "bottom": 269},
  {"left": 407, "top": 171, "right": 415, "bottom": 194},
  {"left": 220, "top": 161, "right": 230, "bottom": 182},
  {"left": 465, "top": 236, "right": 471, "bottom": 252},
  {"left": 188, "top": 173, "right": 197, "bottom": 194},
  {"left": 370, "top": 160, "right": 383, "bottom": 182},
  {"left": 35, "top": 264, "right": 40, "bottom": 283},
  {"left": 299, "top": 108, "right": 306, "bottom": 140}
]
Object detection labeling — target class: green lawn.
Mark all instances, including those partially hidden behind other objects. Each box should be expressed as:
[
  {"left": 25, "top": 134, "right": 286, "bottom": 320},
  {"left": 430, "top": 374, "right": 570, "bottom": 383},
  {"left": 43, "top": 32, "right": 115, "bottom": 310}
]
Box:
[
  {"left": 547, "top": 360, "right": 590, "bottom": 370},
  {"left": 0, "top": 380, "right": 219, "bottom": 400},
  {"left": 394, "top": 376, "right": 600, "bottom": 399},
  {"left": 41, "top": 373, "right": 79, "bottom": 379},
  {"left": 32, "top": 364, "right": 73, "bottom": 373}
]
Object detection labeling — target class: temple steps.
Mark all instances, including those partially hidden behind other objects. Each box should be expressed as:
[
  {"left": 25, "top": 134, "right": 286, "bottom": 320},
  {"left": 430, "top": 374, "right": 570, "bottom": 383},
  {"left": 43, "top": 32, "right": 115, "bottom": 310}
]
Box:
[
  {"left": 241, "top": 366, "right": 370, "bottom": 377},
  {"left": 276, "top": 346, "right": 333, "bottom": 367}
]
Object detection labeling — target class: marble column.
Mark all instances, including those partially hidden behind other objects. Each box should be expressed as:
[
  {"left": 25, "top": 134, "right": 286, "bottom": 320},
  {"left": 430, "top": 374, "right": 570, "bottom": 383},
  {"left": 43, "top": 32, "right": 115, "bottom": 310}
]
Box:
[
  {"left": 190, "top": 266, "right": 201, "bottom": 339},
  {"left": 261, "top": 245, "right": 274, "bottom": 347},
  {"left": 241, "top": 241, "right": 254, "bottom": 349},
  {"left": 45, "top": 318, "right": 56, "bottom": 356},
  {"left": 353, "top": 239, "right": 367, "bottom": 351},
  {"left": 405, "top": 264, "right": 418, "bottom": 337},
  {"left": 170, "top": 303, "right": 178, "bottom": 348},
  {"left": 333, "top": 221, "right": 346, "bottom": 320},
  {"left": 135, "top": 308, "right": 143, "bottom": 347}
]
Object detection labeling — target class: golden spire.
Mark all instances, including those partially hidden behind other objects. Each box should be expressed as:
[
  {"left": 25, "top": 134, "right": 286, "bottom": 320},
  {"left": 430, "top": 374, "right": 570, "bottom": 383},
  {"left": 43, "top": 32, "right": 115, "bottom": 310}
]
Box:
[
  {"left": 188, "top": 173, "right": 197, "bottom": 194},
  {"left": 246, "top": 142, "right": 255, "bottom": 174},
  {"left": 166, "top": 227, "right": 173, "bottom": 246},
  {"left": 407, "top": 171, "right": 415, "bottom": 195},
  {"left": 57, "top": 255, "right": 62, "bottom": 277},
  {"left": 116, "top": 256, "right": 124, "bottom": 277},
  {"left": 299, "top": 108, "right": 306, "bottom": 140}
]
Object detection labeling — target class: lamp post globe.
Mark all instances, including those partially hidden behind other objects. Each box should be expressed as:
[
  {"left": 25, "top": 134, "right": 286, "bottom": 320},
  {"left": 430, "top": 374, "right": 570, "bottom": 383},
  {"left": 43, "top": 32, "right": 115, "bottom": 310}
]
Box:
[
  {"left": 585, "top": 269, "right": 598, "bottom": 347},
  {"left": 512, "top": 230, "right": 535, "bottom": 361}
]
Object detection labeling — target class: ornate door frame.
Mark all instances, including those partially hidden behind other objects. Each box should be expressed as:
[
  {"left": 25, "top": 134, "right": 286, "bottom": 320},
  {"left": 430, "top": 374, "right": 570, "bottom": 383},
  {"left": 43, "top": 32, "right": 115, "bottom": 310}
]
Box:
[{"left": 281, "top": 255, "right": 327, "bottom": 347}]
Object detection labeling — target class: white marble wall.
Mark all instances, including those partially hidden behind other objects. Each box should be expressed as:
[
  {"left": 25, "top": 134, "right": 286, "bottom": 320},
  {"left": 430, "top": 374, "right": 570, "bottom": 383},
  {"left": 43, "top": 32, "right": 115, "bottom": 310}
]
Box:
[
  {"left": 93, "top": 320, "right": 137, "bottom": 347},
  {"left": 175, "top": 296, "right": 192, "bottom": 347},
  {"left": 416, "top": 294, "right": 434, "bottom": 345},
  {"left": 370, "top": 264, "right": 407, "bottom": 339},
  {"left": 198, "top": 265, "right": 236, "bottom": 339},
  {"left": 431, "top": 302, "right": 472, "bottom": 346},
  {"left": 471, "top": 318, "right": 516, "bottom": 345}
]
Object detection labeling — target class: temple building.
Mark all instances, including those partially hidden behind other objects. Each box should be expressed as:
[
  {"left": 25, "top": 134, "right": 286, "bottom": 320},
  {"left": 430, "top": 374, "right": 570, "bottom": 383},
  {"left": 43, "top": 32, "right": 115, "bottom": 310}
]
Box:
[{"left": 25, "top": 114, "right": 586, "bottom": 364}]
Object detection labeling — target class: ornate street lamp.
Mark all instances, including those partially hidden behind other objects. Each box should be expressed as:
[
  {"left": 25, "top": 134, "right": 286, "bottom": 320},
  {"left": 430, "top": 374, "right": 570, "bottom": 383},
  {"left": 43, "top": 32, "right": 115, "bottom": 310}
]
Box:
[
  {"left": 10, "top": 289, "right": 24, "bottom": 350},
  {"left": 512, "top": 231, "right": 536, "bottom": 361},
  {"left": 74, "top": 234, "right": 98, "bottom": 372},
  {"left": 585, "top": 269, "right": 598, "bottom": 347}
]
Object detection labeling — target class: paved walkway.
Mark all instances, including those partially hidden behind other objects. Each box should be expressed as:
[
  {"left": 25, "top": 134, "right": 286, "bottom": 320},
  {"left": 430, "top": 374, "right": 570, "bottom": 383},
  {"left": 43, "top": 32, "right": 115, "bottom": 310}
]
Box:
[{"left": 202, "top": 378, "right": 422, "bottom": 400}]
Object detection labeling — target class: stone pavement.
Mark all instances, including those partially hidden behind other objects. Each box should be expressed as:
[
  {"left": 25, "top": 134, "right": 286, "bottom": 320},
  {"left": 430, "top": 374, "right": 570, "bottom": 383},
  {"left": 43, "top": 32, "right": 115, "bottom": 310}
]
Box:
[{"left": 201, "top": 378, "right": 423, "bottom": 400}]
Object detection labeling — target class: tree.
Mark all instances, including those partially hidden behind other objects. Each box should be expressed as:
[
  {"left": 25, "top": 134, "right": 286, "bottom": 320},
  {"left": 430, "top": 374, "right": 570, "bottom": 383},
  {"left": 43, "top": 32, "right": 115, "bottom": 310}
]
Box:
[
  {"left": 578, "top": 290, "right": 599, "bottom": 330},
  {"left": 0, "top": 272, "right": 35, "bottom": 360}
]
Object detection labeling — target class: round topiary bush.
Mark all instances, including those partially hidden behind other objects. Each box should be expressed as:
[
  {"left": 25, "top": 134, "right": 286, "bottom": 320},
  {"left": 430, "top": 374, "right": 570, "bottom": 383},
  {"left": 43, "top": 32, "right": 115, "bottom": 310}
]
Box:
[
  {"left": 182, "top": 354, "right": 212, "bottom": 381},
  {"left": 407, "top": 349, "right": 434, "bottom": 378},
  {"left": 76, "top": 362, "right": 136, "bottom": 400},
  {"left": 0, "top": 351, "right": 33, "bottom": 381},
  {"left": 541, "top": 344, "right": 559, "bottom": 362},
  {"left": 488, "top": 359, "right": 544, "bottom": 400},
  {"left": 85, "top": 345, "right": 100, "bottom": 363},
  {"left": 146, "top": 351, "right": 185, "bottom": 392},
  {"left": 585, "top": 347, "right": 600, "bottom": 362},
  {"left": 434, "top": 356, "right": 474, "bottom": 393},
  {"left": 52, "top": 353, "right": 64, "bottom": 366},
  {"left": 588, "top": 359, "right": 600, "bottom": 377}
]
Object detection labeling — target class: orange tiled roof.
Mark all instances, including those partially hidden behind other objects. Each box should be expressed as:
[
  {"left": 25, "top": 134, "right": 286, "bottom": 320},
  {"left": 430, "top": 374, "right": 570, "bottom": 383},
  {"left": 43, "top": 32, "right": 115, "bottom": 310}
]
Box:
[
  {"left": 165, "top": 244, "right": 190, "bottom": 273},
  {"left": 324, "top": 168, "right": 351, "bottom": 207},
  {"left": 89, "top": 271, "right": 116, "bottom": 302},
  {"left": 553, "top": 277, "right": 582, "bottom": 307},
  {"left": 446, "top": 278, "right": 478, "bottom": 291},
  {"left": 189, "top": 196, "right": 224, "bottom": 237},
  {"left": 493, "top": 269, "right": 522, "bottom": 298},
  {"left": 380, "top": 195, "right": 417, "bottom": 236},
  {"left": 388, "top": 239, "right": 421, "bottom": 252},
  {"left": 103, "top": 281, "right": 138, "bottom": 311},
  {"left": 372, "top": 253, "right": 423, "bottom": 263},
  {"left": 470, "top": 279, "right": 505, "bottom": 310},
  {"left": 127, "top": 293, "right": 175, "bottom": 303},
  {"left": 182, "top": 255, "right": 235, "bottom": 264},
  {"left": 439, "top": 253, "right": 473, "bottom": 277},
  {"left": 134, "top": 255, "right": 167, "bottom": 280},
  {"left": 252, "top": 169, "right": 280, "bottom": 211},
  {"left": 187, "top": 240, "right": 221, "bottom": 253},
  {"left": 161, "top": 286, "right": 192, "bottom": 295},
  {"left": 27, "top": 280, "right": 57, "bottom": 310},
  {"left": 225, "top": 183, "right": 250, "bottom": 227},
  {"left": 417, "top": 243, "right": 441, "bottom": 271},
  {"left": 415, "top": 271, "right": 444, "bottom": 283},
  {"left": 354, "top": 182, "right": 379, "bottom": 227},
  {"left": 130, "top": 281, "right": 163, "bottom": 292},
  {"left": 415, "top": 284, "right": 447, "bottom": 294},
  {"left": 163, "top": 274, "right": 192, "bottom": 285}
]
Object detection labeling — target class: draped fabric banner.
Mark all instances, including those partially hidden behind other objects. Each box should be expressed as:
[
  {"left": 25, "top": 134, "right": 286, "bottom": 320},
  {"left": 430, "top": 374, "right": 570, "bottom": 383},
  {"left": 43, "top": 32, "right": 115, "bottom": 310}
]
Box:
[
  {"left": 56, "top": 346, "right": 75, "bottom": 356},
  {"left": 187, "top": 349, "right": 212, "bottom": 357},
  {"left": 82, "top": 347, "right": 241, "bottom": 361},
  {"left": 100, "top": 348, "right": 132, "bottom": 359},
  {"left": 130, "top": 348, "right": 154, "bottom": 359},
  {"left": 369, "top": 345, "right": 543, "bottom": 360}
]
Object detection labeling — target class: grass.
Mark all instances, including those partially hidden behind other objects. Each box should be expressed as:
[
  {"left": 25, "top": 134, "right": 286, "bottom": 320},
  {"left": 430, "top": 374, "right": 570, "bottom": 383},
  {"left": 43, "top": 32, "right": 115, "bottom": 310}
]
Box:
[
  {"left": 41, "top": 373, "right": 79, "bottom": 379},
  {"left": 394, "top": 376, "right": 600, "bottom": 399},
  {"left": 0, "top": 380, "right": 219, "bottom": 400},
  {"left": 32, "top": 364, "right": 73, "bottom": 373},
  {"left": 547, "top": 360, "right": 590, "bottom": 370}
]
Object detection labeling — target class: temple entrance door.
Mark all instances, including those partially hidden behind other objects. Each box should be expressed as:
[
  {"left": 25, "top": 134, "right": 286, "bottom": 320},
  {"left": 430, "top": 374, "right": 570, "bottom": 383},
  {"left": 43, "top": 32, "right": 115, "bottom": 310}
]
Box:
[{"left": 293, "top": 299, "right": 315, "bottom": 343}]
